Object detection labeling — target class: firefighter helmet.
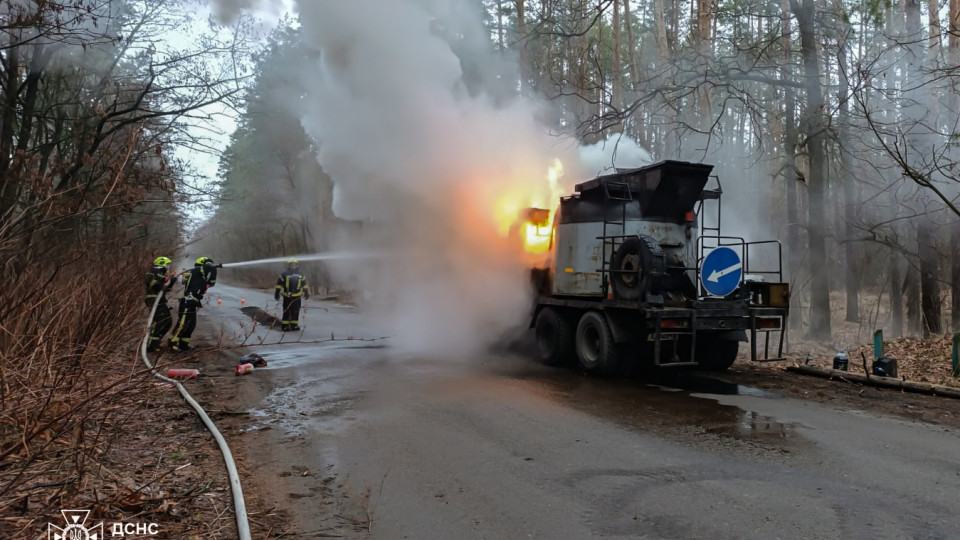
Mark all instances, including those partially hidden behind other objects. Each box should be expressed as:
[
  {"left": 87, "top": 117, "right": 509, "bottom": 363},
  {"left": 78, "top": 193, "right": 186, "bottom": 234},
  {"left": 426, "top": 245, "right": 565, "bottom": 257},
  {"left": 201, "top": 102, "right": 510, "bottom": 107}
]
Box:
[
  {"left": 287, "top": 258, "right": 299, "bottom": 265},
  {"left": 154, "top": 256, "right": 172, "bottom": 267},
  {"left": 196, "top": 256, "right": 213, "bottom": 266}
]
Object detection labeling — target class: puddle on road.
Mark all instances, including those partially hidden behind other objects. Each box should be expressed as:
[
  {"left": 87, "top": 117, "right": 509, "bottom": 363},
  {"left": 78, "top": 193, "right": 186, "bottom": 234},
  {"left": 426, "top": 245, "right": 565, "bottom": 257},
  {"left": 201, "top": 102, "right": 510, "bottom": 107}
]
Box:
[
  {"left": 236, "top": 343, "right": 386, "bottom": 371},
  {"left": 245, "top": 380, "right": 361, "bottom": 439},
  {"left": 646, "top": 372, "right": 780, "bottom": 399},
  {"left": 511, "top": 368, "right": 797, "bottom": 445},
  {"left": 239, "top": 347, "right": 380, "bottom": 439}
]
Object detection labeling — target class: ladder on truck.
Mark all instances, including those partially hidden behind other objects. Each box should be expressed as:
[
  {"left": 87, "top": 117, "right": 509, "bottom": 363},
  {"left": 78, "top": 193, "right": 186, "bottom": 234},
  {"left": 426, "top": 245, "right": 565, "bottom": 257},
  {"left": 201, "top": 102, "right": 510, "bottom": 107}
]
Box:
[{"left": 597, "top": 181, "right": 632, "bottom": 299}]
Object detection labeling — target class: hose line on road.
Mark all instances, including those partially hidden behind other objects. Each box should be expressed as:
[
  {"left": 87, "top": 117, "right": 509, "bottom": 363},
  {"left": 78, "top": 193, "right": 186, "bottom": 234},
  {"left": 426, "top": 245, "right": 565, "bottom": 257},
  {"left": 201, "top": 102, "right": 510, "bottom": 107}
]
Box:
[{"left": 142, "top": 293, "right": 252, "bottom": 540}]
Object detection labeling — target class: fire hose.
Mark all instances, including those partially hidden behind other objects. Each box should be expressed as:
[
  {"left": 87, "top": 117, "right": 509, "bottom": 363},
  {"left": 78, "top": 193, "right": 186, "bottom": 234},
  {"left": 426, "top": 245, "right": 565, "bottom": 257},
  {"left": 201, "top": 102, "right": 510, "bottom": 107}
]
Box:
[{"left": 141, "top": 293, "right": 252, "bottom": 540}]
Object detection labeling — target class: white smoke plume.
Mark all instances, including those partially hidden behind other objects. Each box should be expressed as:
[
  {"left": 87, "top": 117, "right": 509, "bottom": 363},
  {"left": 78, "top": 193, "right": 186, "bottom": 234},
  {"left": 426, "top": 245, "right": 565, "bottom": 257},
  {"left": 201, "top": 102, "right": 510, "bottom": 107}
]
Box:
[
  {"left": 293, "top": 0, "right": 587, "bottom": 358},
  {"left": 207, "top": 0, "right": 287, "bottom": 24},
  {"left": 577, "top": 136, "right": 654, "bottom": 177},
  {"left": 203, "top": 0, "right": 654, "bottom": 358}
]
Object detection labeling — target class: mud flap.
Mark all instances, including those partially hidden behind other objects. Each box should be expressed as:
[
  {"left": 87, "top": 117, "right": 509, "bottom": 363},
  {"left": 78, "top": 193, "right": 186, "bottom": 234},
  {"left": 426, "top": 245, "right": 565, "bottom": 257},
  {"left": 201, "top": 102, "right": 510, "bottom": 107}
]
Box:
[{"left": 603, "top": 311, "right": 635, "bottom": 344}]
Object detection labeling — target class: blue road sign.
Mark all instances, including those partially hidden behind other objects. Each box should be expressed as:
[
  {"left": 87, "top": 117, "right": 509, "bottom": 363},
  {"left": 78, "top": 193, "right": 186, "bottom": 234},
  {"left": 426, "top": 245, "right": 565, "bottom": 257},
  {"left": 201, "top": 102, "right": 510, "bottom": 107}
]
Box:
[{"left": 701, "top": 247, "right": 742, "bottom": 297}]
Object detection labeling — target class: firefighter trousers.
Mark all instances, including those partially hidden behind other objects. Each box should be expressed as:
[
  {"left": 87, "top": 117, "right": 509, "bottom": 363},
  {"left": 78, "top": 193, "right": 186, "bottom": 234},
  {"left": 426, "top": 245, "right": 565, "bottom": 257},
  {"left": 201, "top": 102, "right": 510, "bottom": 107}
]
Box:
[
  {"left": 281, "top": 296, "right": 302, "bottom": 330},
  {"left": 170, "top": 299, "right": 199, "bottom": 350},
  {"left": 147, "top": 300, "right": 172, "bottom": 350}
]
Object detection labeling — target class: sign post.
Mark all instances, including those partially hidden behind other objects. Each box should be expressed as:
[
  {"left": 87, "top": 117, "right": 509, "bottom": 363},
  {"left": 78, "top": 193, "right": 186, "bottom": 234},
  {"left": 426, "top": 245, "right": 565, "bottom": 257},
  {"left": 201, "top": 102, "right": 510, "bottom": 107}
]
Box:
[{"left": 700, "top": 247, "right": 743, "bottom": 297}]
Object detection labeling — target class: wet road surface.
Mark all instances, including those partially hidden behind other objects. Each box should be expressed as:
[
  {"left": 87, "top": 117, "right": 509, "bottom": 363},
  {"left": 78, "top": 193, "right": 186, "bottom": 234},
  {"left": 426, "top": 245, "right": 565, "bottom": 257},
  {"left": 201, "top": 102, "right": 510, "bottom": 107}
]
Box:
[{"left": 205, "top": 284, "right": 960, "bottom": 539}]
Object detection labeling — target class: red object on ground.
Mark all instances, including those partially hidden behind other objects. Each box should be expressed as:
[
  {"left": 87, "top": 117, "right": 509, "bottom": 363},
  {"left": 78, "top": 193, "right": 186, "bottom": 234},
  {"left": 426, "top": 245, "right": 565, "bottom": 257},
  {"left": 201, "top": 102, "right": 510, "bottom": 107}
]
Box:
[
  {"left": 235, "top": 363, "right": 254, "bottom": 376},
  {"left": 167, "top": 368, "right": 199, "bottom": 379}
]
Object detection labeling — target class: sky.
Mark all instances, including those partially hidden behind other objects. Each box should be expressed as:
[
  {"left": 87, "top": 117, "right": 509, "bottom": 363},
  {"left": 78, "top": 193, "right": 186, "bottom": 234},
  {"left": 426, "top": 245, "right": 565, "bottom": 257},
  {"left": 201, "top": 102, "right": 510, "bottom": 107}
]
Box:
[{"left": 171, "top": 1, "right": 295, "bottom": 223}]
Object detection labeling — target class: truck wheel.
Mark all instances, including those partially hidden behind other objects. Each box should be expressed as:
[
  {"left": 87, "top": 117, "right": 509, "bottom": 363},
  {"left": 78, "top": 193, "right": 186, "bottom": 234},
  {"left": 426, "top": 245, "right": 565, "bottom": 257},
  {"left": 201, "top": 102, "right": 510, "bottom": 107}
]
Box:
[
  {"left": 575, "top": 311, "right": 620, "bottom": 375},
  {"left": 611, "top": 236, "right": 663, "bottom": 301},
  {"left": 535, "top": 308, "right": 573, "bottom": 366},
  {"left": 697, "top": 338, "right": 739, "bottom": 371}
]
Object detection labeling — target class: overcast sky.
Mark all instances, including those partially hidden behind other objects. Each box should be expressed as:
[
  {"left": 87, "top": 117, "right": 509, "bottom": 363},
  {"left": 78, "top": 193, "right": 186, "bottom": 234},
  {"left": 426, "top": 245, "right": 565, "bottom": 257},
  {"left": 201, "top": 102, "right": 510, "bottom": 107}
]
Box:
[{"left": 173, "top": 1, "right": 294, "bottom": 223}]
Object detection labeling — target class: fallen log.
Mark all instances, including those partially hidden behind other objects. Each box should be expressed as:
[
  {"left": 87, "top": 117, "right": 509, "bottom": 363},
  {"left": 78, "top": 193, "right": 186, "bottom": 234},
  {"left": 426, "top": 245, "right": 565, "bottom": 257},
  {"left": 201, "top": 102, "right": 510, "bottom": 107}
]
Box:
[{"left": 786, "top": 365, "right": 960, "bottom": 400}]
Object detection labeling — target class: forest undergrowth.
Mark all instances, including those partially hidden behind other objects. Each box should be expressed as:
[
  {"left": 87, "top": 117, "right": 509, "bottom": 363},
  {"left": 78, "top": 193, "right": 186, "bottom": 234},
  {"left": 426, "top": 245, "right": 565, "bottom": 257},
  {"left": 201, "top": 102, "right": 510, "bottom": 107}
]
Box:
[{"left": 0, "top": 245, "right": 240, "bottom": 538}]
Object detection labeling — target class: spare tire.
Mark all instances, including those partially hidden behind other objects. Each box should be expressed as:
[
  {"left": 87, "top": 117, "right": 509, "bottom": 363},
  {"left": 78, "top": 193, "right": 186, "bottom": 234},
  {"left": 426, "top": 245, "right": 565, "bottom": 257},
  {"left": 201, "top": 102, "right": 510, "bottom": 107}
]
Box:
[{"left": 610, "top": 235, "right": 664, "bottom": 301}]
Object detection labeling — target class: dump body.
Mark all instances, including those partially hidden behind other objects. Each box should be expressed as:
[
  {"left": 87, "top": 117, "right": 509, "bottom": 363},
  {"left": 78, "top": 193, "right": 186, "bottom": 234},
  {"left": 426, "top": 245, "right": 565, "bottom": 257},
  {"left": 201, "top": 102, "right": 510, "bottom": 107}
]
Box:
[
  {"left": 530, "top": 160, "right": 789, "bottom": 373},
  {"left": 552, "top": 220, "right": 693, "bottom": 297}
]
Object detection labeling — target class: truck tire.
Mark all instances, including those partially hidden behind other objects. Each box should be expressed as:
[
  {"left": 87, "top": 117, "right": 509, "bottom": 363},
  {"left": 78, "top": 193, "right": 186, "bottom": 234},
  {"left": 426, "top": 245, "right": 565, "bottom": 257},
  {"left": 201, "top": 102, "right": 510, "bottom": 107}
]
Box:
[
  {"left": 575, "top": 311, "right": 620, "bottom": 375},
  {"left": 535, "top": 308, "right": 573, "bottom": 366},
  {"left": 611, "top": 235, "right": 663, "bottom": 301},
  {"left": 697, "top": 337, "right": 739, "bottom": 371}
]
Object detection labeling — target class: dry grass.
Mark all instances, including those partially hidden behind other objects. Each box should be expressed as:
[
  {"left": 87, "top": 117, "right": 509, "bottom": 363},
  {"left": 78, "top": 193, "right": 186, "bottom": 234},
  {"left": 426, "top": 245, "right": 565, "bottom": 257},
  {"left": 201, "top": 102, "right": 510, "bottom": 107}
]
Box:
[{"left": 0, "top": 248, "right": 227, "bottom": 536}]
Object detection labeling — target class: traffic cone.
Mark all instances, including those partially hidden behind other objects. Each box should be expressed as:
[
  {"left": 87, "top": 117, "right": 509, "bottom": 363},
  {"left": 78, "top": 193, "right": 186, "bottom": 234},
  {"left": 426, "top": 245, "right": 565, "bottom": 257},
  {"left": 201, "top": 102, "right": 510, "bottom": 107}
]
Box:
[
  {"left": 240, "top": 296, "right": 246, "bottom": 306},
  {"left": 217, "top": 295, "right": 222, "bottom": 306}
]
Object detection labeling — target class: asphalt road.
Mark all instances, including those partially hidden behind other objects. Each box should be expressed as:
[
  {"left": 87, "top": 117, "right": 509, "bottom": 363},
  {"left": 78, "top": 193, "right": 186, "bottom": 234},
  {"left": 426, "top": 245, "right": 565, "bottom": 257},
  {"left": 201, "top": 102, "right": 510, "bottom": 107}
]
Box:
[{"left": 203, "top": 283, "right": 960, "bottom": 539}]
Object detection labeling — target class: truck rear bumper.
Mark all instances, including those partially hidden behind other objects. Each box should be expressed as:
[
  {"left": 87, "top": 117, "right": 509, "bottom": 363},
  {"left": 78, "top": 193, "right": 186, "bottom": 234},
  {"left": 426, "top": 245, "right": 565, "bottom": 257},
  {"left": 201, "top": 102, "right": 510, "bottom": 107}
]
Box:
[{"left": 643, "top": 307, "right": 788, "bottom": 363}]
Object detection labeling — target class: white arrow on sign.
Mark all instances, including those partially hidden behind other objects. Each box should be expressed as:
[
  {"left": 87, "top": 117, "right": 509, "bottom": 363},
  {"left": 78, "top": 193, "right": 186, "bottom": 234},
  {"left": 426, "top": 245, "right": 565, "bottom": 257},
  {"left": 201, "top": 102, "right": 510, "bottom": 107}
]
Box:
[{"left": 707, "top": 262, "right": 742, "bottom": 283}]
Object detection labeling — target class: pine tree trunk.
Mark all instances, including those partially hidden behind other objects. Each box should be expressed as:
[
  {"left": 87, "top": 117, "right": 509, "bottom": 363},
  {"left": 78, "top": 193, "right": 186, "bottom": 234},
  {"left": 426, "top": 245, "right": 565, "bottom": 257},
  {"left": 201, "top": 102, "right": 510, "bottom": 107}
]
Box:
[
  {"left": 891, "top": 253, "right": 904, "bottom": 337},
  {"left": 791, "top": 0, "right": 832, "bottom": 340},
  {"left": 884, "top": 2, "right": 904, "bottom": 338},
  {"left": 902, "top": 0, "right": 942, "bottom": 335},
  {"left": 950, "top": 0, "right": 960, "bottom": 331},
  {"left": 929, "top": 0, "right": 941, "bottom": 49},
  {"left": 612, "top": 0, "right": 623, "bottom": 131},
  {"left": 623, "top": 0, "right": 640, "bottom": 89},
  {"left": 497, "top": 0, "right": 504, "bottom": 52},
  {"left": 837, "top": 21, "right": 859, "bottom": 322},
  {"left": 515, "top": 0, "right": 527, "bottom": 95},
  {"left": 905, "top": 262, "right": 921, "bottom": 335},
  {"left": 781, "top": 0, "right": 801, "bottom": 332},
  {"left": 953, "top": 223, "right": 960, "bottom": 331},
  {"left": 918, "top": 221, "right": 941, "bottom": 335},
  {"left": 696, "top": 0, "right": 712, "bottom": 130},
  {"left": 654, "top": 0, "right": 673, "bottom": 156}
]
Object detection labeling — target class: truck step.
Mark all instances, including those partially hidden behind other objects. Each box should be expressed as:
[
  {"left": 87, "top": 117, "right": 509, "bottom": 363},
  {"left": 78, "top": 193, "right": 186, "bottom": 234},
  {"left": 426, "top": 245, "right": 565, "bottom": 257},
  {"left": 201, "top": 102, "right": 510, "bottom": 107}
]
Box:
[{"left": 656, "top": 361, "right": 700, "bottom": 368}]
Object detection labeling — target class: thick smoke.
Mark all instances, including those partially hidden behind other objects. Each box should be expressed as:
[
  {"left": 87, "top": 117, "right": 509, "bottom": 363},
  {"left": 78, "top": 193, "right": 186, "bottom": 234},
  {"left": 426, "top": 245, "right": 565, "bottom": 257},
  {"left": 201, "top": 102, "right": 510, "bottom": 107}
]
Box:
[
  {"left": 578, "top": 137, "right": 653, "bottom": 177},
  {"left": 294, "top": 0, "right": 585, "bottom": 358},
  {"left": 207, "top": 0, "right": 651, "bottom": 358},
  {"left": 207, "top": 0, "right": 287, "bottom": 24}
]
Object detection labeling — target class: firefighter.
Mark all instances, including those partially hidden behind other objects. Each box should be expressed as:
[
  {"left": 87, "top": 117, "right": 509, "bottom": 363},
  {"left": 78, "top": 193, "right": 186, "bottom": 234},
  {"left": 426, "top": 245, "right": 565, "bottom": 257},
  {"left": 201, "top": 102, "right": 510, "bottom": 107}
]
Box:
[
  {"left": 169, "top": 256, "right": 219, "bottom": 351},
  {"left": 145, "top": 256, "right": 177, "bottom": 352},
  {"left": 275, "top": 258, "right": 309, "bottom": 331}
]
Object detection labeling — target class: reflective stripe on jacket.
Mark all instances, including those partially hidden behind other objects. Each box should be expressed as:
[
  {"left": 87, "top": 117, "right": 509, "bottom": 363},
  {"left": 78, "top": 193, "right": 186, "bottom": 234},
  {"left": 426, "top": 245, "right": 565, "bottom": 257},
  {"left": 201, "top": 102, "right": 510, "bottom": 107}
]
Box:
[
  {"left": 182, "top": 265, "right": 214, "bottom": 302},
  {"left": 276, "top": 271, "right": 307, "bottom": 298},
  {"left": 145, "top": 266, "right": 176, "bottom": 300}
]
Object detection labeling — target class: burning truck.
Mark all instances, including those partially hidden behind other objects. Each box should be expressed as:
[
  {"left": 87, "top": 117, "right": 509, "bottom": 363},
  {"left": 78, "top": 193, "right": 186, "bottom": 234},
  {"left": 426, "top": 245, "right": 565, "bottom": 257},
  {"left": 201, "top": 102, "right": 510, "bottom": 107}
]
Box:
[{"left": 524, "top": 160, "right": 789, "bottom": 375}]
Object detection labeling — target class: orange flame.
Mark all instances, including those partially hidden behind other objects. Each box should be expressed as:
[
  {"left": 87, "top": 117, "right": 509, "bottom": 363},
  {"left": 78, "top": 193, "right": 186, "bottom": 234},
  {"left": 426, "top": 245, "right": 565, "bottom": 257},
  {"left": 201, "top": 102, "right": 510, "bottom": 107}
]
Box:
[
  {"left": 523, "top": 221, "right": 551, "bottom": 254},
  {"left": 493, "top": 158, "right": 565, "bottom": 263}
]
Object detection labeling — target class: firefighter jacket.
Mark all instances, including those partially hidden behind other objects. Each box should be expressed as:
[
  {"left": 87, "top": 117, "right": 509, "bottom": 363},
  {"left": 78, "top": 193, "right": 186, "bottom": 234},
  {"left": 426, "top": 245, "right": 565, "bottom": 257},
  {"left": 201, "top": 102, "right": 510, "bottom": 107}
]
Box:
[
  {"left": 182, "top": 264, "right": 217, "bottom": 303},
  {"left": 276, "top": 271, "right": 309, "bottom": 299},
  {"left": 145, "top": 266, "right": 177, "bottom": 302}
]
